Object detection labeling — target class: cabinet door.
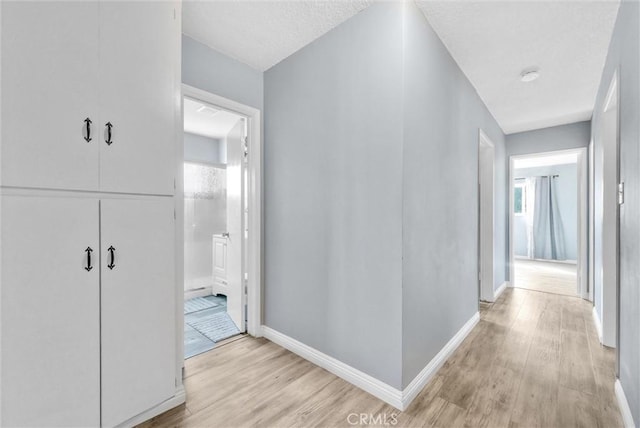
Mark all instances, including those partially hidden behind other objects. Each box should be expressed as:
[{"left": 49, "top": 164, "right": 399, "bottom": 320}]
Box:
[
  {"left": 98, "top": 2, "right": 179, "bottom": 195},
  {"left": 100, "top": 198, "right": 176, "bottom": 427},
  {"left": 213, "top": 236, "right": 227, "bottom": 281},
  {"left": 1, "top": 2, "right": 99, "bottom": 190},
  {"left": 1, "top": 195, "right": 100, "bottom": 427}
]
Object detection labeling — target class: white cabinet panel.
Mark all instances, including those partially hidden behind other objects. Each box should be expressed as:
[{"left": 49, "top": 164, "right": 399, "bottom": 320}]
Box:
[
  {"left": 100, "top": 198, "right": 175, "bottom": 427},
  {"left": 1, "top": 195, "right": 100, "bottom": 427},
  {"left": 98, "top": 2, "right": 178, "bottom": 195},
  {"left": 1, "top": 2, "right": 99, "bottom": 190},
  {"left": 212, "top": 236, "right": 228, "bottom": 295}
]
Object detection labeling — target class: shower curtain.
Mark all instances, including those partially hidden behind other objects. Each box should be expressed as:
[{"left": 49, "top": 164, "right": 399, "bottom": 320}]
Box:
[{"left": 526, "top": 176, "right": 566, "bottom": 260}]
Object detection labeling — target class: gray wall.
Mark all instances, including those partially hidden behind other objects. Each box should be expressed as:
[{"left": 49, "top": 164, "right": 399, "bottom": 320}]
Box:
[
  {"left": 513, "top": 164, "right": 578, "bottom": 261},
  {"left": 264, "top": 3, "right": 405, "bottom": 388},
  {"left": 401, "top": 1, "right": 506, "bottom": 387},
  {"left": 183, "top": 35, "right": 263, "bottom": 110},
  {"left": 591, "top": 1, "right": 640, "bottom": 424},
  {"left": 264, "top": 2, "right": 508, "bottom": 390},
  {"left": 506, "top": 121, "right": 590, "bottom": 157},
  {"left": 184, "top": 132, "right": 226, "bottom": 165}
]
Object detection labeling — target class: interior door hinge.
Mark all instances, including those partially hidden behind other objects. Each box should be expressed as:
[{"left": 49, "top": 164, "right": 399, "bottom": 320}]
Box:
[{"left": 618, "top": 182, "right": 625, "bottom": 205}]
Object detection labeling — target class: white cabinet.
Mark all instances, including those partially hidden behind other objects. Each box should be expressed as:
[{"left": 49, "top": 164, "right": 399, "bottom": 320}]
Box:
[
  {"left": 1, "top": 196, "right": 176, "bottom": 427},
  {"left": 1, "top": 2, "right": 100, "bottom": 191},
  {"left": 1, "top": 1, "right": 178, "bottom": 195},
  {"left": 101, "top": 199, "right": 175, "bottom": 427},
  {"left": 0, "top": 1, "right": 180, "bottom": 426},
  {"left": 212, "top": 235, "right": 228, "bottom": 295},
  {"left": 1, "top": 195, "right": 101, "bottom": 427},
  {"left": 98, "top": 2, "right": 178, "bottom": 195}
]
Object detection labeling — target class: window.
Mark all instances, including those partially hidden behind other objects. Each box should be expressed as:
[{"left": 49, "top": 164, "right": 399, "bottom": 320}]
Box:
[{"left": 514, "top": 182, "right": 526, "bottom": 215}]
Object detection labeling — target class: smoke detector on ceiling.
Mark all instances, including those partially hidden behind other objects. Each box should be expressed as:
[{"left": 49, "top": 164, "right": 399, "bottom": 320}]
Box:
[
  {"left": 197, "top": 105, "right": 219, "bottom": 116},
  {"left": 520, "top": 68, "right": 540, "bottom": 83}
]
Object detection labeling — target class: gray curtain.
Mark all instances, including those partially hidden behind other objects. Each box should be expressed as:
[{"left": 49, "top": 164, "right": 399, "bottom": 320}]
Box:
[{"left": 532, "top": 176, "right": 566, "bottom": 260}]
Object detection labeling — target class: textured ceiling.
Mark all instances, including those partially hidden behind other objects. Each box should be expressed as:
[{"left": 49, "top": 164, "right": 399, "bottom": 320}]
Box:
[
  {"left": 416, "top": 0, "right": 620, "bottom": 134},
  {"left": 182, "top": 0, "right": 370, "bottom": 71},
  {"left": 184, "top": 1, "right": 620, "bottom": 135}
]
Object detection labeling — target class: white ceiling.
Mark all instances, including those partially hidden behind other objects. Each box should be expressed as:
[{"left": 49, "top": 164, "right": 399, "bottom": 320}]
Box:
[
  {"left": 183, "top": 1, "right": 620, "bottom": 135},
  {"left": 184, "top": 97, "right": 242, "bottom": 139},
  {"left": 182, "top": 0, "right": 370, "bottom": 71},
  {"left": 416, "top": 0, "right": 620, "bottom": 134},
  {"left": 514, "top": 152, "right": 578, "bottom": 169}
]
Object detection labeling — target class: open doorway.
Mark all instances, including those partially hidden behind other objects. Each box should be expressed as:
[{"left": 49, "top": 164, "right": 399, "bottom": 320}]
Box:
[
  {"left": 509, "top": 149, "right": 588, "bottom": 298},
  {"left": 182, "top": 96, "right": 247, "bottom": 359},
  {"left": 478, "top": 130, "right": 495, "bottom": 302}
]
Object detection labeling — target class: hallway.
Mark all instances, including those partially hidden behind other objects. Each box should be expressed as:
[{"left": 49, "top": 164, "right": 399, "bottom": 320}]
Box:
[
  {"left": 142, "top": 287, "right": 621, "bottom": 427},
  {"left": 513, "top": 259, "right": 578, "bottom": 296}
]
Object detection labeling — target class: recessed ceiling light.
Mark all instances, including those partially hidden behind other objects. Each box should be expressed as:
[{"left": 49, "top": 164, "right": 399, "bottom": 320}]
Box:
[
  {"left": 197, "top": 105, "right": 219, "bottom": 116},
  {"left": 520, "top": 68, "right": 540, "bottom": 83}
]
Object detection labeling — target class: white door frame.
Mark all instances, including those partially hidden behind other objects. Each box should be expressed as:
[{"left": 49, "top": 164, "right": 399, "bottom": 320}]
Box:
[
  {"left": 600, "top": 70, "right": 619, "bottom": 349},
  {"left": 588, "top": 139, "right": 595, "bottom": 303},
  {"left": 178, "top": 84, "right": 263, "bottom": 340},
  {"left": 508, "top": 148, "right": 588, "bottom": 299},
  {"left": 478, "top": 129, "right": 495, "bottom": 302}
]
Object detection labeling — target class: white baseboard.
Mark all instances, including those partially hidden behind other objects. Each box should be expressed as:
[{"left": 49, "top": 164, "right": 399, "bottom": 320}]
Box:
[
  {"left": 592, "top": 306, "right": 603, "bottom": 344},
  {"left": 261, "top": 326, "right": 403, "bottom": 409},
  {"left": 117, "top": 386, "right": 186, "bottom": 428},
  {"left": 261, "top": 311, "right": 480, "bottom": 411},
  {"left": 494, "top": 282, "right": 508, "bottom": 300},
  {"left": 615, "top": 379, "right": 636, "bottom": 428},
  {"left": 184, "top": 286, "right": 213, "bottom": 300},
  {"left": 401, "top": 312, "right": 479, "bottom": 408}
]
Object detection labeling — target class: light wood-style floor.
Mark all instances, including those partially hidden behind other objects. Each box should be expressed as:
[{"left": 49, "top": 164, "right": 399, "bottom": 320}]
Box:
[
  {"left": 514, "top": 259, "right": 578, "bottom": 296},
  {"left": 140, "top": 288, "right": 621, "bottom": 428}
]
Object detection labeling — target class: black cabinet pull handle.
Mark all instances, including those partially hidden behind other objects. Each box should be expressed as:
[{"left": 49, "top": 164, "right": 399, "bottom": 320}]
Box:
[
  {"left": 84, "top": 118, "right": 92, "bottom": 142},
  {"left": 105, "top": 122, "right": 113, "bottom": 145},
  {"left": 85, "top": 247, "right": 93, "bottom": 271},
  {"left": 107, "top": 246, "right": 116, "bottom": 270}
]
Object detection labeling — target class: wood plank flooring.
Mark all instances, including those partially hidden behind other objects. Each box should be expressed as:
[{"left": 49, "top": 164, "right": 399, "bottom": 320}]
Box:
[
  {"left": 140, "top": 288, "right": 622, "bottom": 428},
  {"left": 514, "top": 259, "right": 578, "bottom": 296}
]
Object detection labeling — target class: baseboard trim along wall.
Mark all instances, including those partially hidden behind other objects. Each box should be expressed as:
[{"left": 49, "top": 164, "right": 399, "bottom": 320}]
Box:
[
  {"left": 401, "top": 312, "right": 480, "bottom": 409},
  {"left": 615, "top": 379, "right": 636, "bottom": 428},
  {"left": 494, "top": 282, "right": 509, "bottom": 301},
  {"left": 261, "top": 325, "right": 404, "bottom": 409},
  {"left": 118, "top": 387, "right": 186, "bottom": 428},
  {"left": 592, "top": 306, "right": 604, "bottom": 344},
  {"left": 261, "top": 311, "right": 480, "bottom": 411}
]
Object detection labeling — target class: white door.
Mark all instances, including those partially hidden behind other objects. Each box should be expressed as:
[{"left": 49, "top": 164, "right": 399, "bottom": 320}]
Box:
[
  {"left": 1, "top": 195, "right": 100, "bottom": 427},
  {"left": 226, "top": 120, "right": 246, "bottom": 331},
  {"left": 1, "top": 2, "right": 100, "bottom": 191},
  {"left": 98, "top": 1, "right": 178, "bottom": 195},
  {"left": 100, "top": 198, "right": 175, "bottom": 427}
]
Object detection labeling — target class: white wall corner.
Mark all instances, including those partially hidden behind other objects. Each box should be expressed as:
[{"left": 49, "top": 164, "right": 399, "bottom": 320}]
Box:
[
  {"left": 261, "top": 326, "right": 404, "bottom": 410},
  {"left": 592, "top": 306, "right": 604, "bottom": 345},
  {"left": 401, "top": 312, "right": 480, "bottom": 409},
  {"left": 494, "top": 282, "right": 509, "bottom": 301},
  {"left": 615, "top": 379, "right": 636, "bottom": 428}
]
